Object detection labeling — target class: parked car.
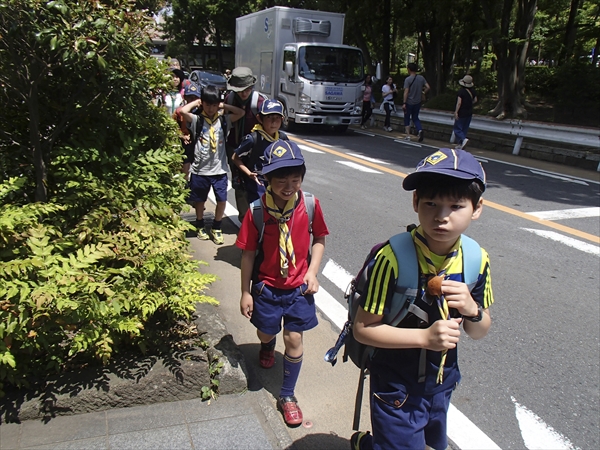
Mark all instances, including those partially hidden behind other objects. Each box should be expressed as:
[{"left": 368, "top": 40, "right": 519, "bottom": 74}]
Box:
[{"left": 189, "top": 69, "right": 228, "bottom": 100}]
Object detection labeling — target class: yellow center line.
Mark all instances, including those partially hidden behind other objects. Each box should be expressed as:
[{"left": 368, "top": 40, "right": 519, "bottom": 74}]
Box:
[{"left": 291, "top": 136, "right": 600, "bottom": 244}]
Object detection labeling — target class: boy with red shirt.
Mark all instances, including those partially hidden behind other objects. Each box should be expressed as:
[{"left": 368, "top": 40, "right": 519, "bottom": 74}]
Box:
[{"left": 236, "top": 140, "right": 329, "bottom": 427}]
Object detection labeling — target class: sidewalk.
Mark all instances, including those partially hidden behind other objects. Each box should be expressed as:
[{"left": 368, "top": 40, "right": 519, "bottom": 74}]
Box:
[{"left": 0, "top": 390, "right": 289, "bottom": 449}]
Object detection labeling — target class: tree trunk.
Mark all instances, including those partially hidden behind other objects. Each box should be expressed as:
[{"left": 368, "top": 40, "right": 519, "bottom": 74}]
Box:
[
  {"left": 29, "top": 82, "right": 47, "bottom": 203},
  {"left": 381, "top": 0, "right": 391, "bottom": 78},
  {"left": 482, "top": 0, "right": 537, "bottom": 119},
  {"left": 215, "top": 27, "right": 223, "bottom": 72},
  {"left": 561, "top": 0, "right": 582, "bottom": 63}
]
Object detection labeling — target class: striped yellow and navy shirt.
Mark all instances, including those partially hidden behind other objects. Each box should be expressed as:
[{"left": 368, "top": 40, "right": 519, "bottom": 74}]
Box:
[{"left": 360, "top": 236, "right": 494, "bottom": 395}]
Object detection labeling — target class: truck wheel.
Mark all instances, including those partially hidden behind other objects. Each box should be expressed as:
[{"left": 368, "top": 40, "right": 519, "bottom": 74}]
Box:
[{"left": 333, "top": 125, "right": 348, "bottom": 133}]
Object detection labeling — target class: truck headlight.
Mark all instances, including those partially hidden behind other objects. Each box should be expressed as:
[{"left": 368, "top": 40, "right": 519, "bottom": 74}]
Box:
[{"left": 299, "top": 93, "right": 311, "bottom": 113}]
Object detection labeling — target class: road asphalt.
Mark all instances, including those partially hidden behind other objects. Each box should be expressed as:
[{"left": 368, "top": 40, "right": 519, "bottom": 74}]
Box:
[{"left": 1, "top": 126, "right": 595, "bottom": 450}]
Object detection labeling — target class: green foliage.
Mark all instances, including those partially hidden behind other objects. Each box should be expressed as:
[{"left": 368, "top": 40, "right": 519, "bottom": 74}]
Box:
[
  {"left": 524, "top": 66, "right": 557, "bottom": 95},
  {"left": 0, "top": 0, "right": 218, "bottom": 397},
  {"left": 201, "top": 353, "right": 224, "bottom": 400}
]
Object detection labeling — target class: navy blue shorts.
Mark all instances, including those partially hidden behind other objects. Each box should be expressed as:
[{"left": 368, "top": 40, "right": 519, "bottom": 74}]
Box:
[
  {"left": 189, "top": 173, "right": 228, "bottom": 203},
  {"left": 250, "top": 281, "right": 318, "bottom": 335},
  {"left": 370, "top": 373, "right": 453, "bottom": 450}
]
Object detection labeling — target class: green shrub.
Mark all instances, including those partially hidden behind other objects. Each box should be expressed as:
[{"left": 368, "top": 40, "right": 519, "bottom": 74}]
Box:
[{"left": 0, "top": 0, "right": 218, "bottom": 397}]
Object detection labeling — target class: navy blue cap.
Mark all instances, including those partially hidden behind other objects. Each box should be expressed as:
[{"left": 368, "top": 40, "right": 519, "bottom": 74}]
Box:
[
  {"left": 402, "top": 148, "right": 486, "bottom": 191},
  {"left": 183, "top": 82, "right": 201, "bottom": 98},
  {"left": 261, "top": 140, "right": 305, "bottom": 174},
  {"left": 260, "top": 99, "right": 284, "bottom": 116}
]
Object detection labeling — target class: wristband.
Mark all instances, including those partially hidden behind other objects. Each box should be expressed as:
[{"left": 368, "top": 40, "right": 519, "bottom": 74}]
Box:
[{"left": 464, "top": 303, "right": 483, "bottom": 322}]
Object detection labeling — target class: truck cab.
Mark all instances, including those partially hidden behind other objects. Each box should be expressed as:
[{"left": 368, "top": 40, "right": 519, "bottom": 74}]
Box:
[
  {"left": 236, "top": 7, "right": 365, "bottom": 132},
  {"left": 281, "top": 42, "right": 364, "bottom": 131}
]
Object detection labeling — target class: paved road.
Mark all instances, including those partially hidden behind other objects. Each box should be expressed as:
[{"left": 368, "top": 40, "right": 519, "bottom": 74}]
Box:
[{"left": 225, "top": 126, "right": 599, "bottom": 449}]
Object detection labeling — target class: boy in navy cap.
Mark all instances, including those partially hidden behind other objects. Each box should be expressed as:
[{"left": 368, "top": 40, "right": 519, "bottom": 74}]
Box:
[
  {"left": 236, "top": 140, "right": 329, "bottom": 427},
  {"left": 231, "top": 99, "right": 288, "bottom": 205},
  {"left": 352, "top": 148, "right": 495, "bottom": 450}
]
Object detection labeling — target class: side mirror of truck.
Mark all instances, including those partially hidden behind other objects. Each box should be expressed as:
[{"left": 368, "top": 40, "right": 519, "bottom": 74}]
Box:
[{"left": 285, "top": 61, "right": 294, "bottom": 78}]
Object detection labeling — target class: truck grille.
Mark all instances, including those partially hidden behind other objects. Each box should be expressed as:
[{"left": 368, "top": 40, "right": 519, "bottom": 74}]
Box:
[{"left": 310, "top": 100, "right": 355, "bottom": 114}]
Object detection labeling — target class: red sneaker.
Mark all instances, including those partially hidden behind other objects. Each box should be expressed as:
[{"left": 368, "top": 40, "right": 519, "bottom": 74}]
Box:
[
  {"left": 278, "top": 396, "right": 303, "bottom": 426},
  {"left": 259, "top": 348, "right": 275, "bottom": 369}
]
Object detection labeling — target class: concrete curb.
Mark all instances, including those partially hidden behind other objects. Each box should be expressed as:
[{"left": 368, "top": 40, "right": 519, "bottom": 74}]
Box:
[{"left": 0, "top": 303, "right": 248, "bottom": 423}]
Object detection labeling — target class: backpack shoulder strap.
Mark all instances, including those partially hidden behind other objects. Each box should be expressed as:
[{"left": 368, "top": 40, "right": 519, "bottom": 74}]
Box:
[
  {"left": 250, "top": 91, "right": 260, "bottom": 116},
  {"left": 278, "top": 130, "right": 289, "bottom": 140},
  {"left": 384, "top": 232, "right": 423, "bottom": 326},
  {"left": 302, "top": 191, "right": 315, "bottom": 232},
  {"left": 250, "top": 198, "right": 266, "bottom": 243},
  {"left": 194, "top": 114, "right": 204, "bottom": 144},
  {"left": 460, "top": 234, "right": 482, "bottom": 291}
]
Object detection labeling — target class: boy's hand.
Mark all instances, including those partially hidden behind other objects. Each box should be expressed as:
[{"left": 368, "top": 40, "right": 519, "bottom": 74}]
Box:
[
  {"left": 240, "top": 292, "right": 253, "bottom": 319},
  {"left": 249, "top": 172, "right": 263, "bottom": 186},
  {"left": 302, "top": 272, "right": 320, "bottom": 295},
  {"left": 425, "top": 318, "right": 462, "bottom": 351},
  {"left": 442, "top": 280, "right": 480, "bottom": 317}
]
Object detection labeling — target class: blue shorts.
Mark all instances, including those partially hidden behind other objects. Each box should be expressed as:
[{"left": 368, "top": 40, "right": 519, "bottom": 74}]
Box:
[
  {"left": 250, "top": 281, "right": 318, "bottom": 335},
  {"left": 189, "top": 173, "right": 228, "bottom": 203},
  {"left": 370, "top": 373, "right": 453, "bottom": 450}
]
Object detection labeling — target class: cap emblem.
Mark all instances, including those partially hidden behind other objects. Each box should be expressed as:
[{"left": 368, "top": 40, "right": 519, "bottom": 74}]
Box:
[{"left": 425, "top": 151, "right": 448, "bottom": 165}]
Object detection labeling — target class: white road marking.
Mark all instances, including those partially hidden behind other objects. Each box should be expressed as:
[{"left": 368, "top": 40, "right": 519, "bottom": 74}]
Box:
[
  {"left": 527, "top": 207, "right": 600, "bottom": 221},
  {"left": 393, "top": 139, "right": 422, "bottom": 147},
  {"left": 522, "top": 228, "right": 600, "bottom": 255},
  {"left": 336, "top": 160, "right": 383, "bottom": 174},
  {"left": 511, "top": 397, "right": 580, "bottom": 450},
  {"left": 208, "top": 187, "right": 241, "bottom": 228},
  {"left": 447, "top": 404, "right": 502, "bottom": 449},
  {"left": 354, "top": 130, "right": 376, "bottom": 136},
  {"left": 305, "top": 139, "right": 331, "bottom": 147},
  {"left": 298, "top": 144, "right": 325, "bottom": 154},
  {"left": 529, "top": 170, "right": 589, "bottom": 186},
  {"left": 314, "top": 288, "right": 348, "bottom": 331},
  {"left": 347, "top": 153, "right": 390, "bottom": 165},
  {"left": 322, "top": 259, "right": 353, "bottom": 293}
]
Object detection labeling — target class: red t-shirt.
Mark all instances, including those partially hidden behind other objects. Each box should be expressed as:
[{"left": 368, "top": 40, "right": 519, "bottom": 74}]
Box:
[{"left": 236, "top": 192, "right": 329, "bottom": 289}]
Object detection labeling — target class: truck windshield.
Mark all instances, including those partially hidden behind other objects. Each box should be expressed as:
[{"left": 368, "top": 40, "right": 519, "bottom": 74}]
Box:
[{"left": 298, "top": 46, "right": 364, "bottom": 83}]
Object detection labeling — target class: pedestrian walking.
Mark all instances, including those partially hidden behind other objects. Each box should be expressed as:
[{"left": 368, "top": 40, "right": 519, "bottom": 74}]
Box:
[
  {"left": 453, "top": 75, "right": 478, "bottom": 150},
  {"left": 402, "top": 63, "right": 430, "bottom": 142},
  {"left": 381, "top": 76, "right": 397, "bottom": 132},
  {"left": 360, "top": 74, "right": 375, "bottom": 129}
]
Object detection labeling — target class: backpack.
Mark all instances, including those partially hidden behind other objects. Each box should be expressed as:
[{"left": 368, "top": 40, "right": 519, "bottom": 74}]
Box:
[
  {"left": 249, "top": 192, "right": 315, "bottom": 283},
  {"left": 324, "top": 230, "right": 482, "bottom": 430},
  {"left": 240, "top": 130, "right": 288, "bottom": 174}
]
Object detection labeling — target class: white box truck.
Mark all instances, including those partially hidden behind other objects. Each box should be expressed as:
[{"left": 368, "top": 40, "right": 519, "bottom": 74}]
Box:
[{"left": 235, "top": 7, "right": 365, "bottom": 132}]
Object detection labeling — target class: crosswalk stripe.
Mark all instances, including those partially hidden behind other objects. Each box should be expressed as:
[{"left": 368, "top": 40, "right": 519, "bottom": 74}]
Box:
[
  {"left": 336, "top": 160, "right": 383, "bottom": 173},
  {"left": 522, "top": 228, "right": 599, "bottom": 255},
  {"left": 528, "top": 207, "right": 600, "bottom": 220}
]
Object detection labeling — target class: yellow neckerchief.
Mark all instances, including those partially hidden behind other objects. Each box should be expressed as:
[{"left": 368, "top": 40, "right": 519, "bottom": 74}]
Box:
[
  {"left": 251, "top": 123, "right": 279, "bottom": 142},
  {"left": 411, "top": 225, "right": 461, "bottom": 384},
  {"left": 264, "top": 187, "right": 297, "bottom": 278},
  {"left": 201, "top": 111, "right": 219, "bottom": 152}
]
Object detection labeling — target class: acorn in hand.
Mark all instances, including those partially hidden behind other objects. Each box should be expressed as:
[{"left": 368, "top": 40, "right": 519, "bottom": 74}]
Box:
[{"left": 426, "top": 275, "right": 444, "bottom": 296}]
